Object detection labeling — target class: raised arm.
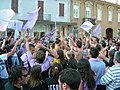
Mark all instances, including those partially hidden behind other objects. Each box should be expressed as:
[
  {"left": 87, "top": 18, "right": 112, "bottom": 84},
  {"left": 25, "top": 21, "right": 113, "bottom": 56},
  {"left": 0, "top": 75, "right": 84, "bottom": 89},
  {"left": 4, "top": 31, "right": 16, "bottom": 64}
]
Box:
[
  {"left": 1, "top": 39, "right": 6, "bottom": 50},
  {"left": 8, "top": 32, "right": 14, "bottom": 41},
  {"left": 60, "top": 31, "right": 70, "bottom": 51},
  {"left": 7, "top": 38, "right": 21, "bottom": 57},
  {"left": 25, "top": 33, "right": 30, "bottom": 51},
  {"left": 69, "top": 33, "right": 77, "bottom": 48}
]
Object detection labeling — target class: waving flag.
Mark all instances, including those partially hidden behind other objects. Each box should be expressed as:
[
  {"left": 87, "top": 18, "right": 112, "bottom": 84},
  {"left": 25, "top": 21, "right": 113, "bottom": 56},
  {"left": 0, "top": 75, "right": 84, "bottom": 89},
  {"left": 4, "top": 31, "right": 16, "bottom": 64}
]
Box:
[
  {"left": 92, "top": 23, "right": 101, "bottom": 36},
  {"left": 23, "top": 7, "right": 40, "bottom": 30},
  {"left": 8, "top": 20, "right": 23, "bottom": 40},
  {"left": 40, "top": 30, "right": 55, "bottom": 44},
  {"left": 0, "top": 9, "right": 15, "bottom": 31},
  {"left": 8, "top": 20, "right": 23, "bottom": 31},
  {"left": 80, "top": 21, "right": 94, "bottom": 33}
]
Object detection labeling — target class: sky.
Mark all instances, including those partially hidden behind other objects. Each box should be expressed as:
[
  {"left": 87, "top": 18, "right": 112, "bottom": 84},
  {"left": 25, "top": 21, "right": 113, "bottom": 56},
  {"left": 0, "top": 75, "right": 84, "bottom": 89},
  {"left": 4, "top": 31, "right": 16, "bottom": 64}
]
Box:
[{"left": 102, "top": 0, "right": 120, "bottom": 5}]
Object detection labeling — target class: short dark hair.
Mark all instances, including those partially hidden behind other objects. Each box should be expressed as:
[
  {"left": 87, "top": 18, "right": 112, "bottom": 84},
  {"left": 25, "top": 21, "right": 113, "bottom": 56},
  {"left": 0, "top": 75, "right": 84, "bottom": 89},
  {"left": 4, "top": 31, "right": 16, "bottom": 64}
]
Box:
[
  {"left": 9, "top": 66, "right": 27, "bottom": 84},
  {"left": 101, "top": 40, "right": 106, "bottom": 48},
  {"left": 90, "top": 47, "right": 99, "bottom": 58},
  {"left": 55, "top": 38, "right": 61, "bottom": 44},
  {"left": 96, "top": 44, "right": 101, "bottom": 51},
  {"left": 93, "top": 36, "right": 99, "bottom": 43},
  {"left": 76, "top": 40, "right": 82, "bottom": 48},
  {"left": 29, "top": 44, "right": 35, "bottom": 48},
  {"left": 35, "top": 49, "right": 46, "bottom": 64},
  {"left": 57, "top": 50, "right": 64, "bottom": 59},
  {"left": 59, "top": 68, "right": 81, "bottom": 90}
]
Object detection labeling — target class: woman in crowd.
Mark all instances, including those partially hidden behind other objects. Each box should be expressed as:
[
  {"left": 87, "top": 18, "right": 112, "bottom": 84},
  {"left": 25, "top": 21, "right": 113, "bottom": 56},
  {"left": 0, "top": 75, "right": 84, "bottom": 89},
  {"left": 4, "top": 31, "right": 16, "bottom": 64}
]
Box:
[
  {"left": 78, "top": 58, "right": 96, "bottom": 90},
  {"left": 57, "top": 50, "right": 68, "bottom": 69},
  {"left": 45, "top": 63, "right": 63, "bottom": 90},
  {"left": 27, "top": 65, "right": 47, "bottom": 90}
]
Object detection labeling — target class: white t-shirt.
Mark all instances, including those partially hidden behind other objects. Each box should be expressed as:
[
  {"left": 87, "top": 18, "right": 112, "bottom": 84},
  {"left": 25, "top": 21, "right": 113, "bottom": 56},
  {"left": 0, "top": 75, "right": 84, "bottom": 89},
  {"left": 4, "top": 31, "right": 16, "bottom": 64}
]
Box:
[{"left": 0, "top": 54, "right": 9, "bottom": 79}]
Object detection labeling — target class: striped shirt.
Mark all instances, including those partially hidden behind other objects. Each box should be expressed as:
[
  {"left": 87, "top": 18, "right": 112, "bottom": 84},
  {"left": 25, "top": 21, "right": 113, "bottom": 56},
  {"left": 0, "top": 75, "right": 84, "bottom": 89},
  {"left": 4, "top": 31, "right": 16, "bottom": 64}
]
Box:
[{"left": 100, "top": 65, "right": 120, "bottom": 90}]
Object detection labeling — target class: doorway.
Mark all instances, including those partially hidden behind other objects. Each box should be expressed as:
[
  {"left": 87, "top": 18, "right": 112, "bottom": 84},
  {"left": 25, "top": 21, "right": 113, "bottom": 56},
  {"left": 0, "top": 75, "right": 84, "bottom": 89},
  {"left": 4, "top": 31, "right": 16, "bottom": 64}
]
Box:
[{"left": 106, "top": 28, "right": 113, "bottom": 40}]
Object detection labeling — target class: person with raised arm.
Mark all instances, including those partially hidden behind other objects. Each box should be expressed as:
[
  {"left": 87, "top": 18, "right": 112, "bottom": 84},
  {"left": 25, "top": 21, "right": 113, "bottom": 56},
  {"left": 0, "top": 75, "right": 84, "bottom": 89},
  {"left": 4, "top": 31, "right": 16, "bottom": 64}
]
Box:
[{"left": 0, "top": 38, "right": 21, "bottom": 85}]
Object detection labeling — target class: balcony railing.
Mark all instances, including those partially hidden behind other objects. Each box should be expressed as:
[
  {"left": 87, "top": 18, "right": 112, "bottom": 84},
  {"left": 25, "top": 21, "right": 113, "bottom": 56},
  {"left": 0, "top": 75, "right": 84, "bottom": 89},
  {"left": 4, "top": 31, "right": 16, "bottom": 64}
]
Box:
[
  {"left": 83, "top": 18, "right": 96, "bottom": 25},
  {"left": 38, "top": 14, "right": 51, "bottom": 21}
]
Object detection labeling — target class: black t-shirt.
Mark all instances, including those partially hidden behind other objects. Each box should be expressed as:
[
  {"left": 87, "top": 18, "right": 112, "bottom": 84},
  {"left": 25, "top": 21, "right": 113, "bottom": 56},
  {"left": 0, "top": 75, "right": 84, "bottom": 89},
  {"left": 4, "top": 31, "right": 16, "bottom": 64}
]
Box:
[{"left": 45, "top": 77, "right": 59, "bottom": 90}]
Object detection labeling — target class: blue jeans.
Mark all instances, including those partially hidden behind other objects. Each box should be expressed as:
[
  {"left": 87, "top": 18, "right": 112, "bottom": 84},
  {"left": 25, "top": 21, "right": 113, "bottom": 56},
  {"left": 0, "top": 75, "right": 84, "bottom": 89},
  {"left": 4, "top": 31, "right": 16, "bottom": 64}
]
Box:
[{"left": 11, "top": 56, "right": 20, "bottom": 66}]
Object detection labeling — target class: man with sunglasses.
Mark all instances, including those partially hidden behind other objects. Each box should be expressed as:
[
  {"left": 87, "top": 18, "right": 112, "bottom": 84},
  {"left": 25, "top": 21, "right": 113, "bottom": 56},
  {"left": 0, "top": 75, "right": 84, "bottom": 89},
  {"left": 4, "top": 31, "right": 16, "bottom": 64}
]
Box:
[{"left": 5, "top": 66, "right": 29, "bottom": 90}]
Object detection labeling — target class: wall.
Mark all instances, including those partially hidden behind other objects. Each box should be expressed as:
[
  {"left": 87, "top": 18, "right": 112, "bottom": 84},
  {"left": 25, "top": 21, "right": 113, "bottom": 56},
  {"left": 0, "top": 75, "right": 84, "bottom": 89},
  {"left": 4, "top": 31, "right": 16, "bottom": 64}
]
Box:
[
  {"left": 0, "top": 0, "right": 11, "bottom": 10},
  {"left": 44, "top": 0, "right": 70, "bottom": 22}
]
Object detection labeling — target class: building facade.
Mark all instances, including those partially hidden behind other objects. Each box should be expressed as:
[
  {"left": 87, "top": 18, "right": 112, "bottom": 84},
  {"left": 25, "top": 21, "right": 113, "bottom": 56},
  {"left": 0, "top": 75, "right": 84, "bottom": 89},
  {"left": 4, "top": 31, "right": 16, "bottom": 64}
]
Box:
[
  {"left": 70, "top": 0, "right": 120, "bottom": 39},
  {"left": 0, "top": 0, "right": 76, "bottom": 38}
]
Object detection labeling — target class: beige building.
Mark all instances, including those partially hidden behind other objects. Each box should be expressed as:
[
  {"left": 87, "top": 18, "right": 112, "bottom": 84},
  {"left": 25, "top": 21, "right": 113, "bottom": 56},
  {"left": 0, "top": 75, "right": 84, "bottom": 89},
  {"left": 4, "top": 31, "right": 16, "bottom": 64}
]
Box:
[{"left": 70, "top": 0, "right": 120, "bottom": 39}]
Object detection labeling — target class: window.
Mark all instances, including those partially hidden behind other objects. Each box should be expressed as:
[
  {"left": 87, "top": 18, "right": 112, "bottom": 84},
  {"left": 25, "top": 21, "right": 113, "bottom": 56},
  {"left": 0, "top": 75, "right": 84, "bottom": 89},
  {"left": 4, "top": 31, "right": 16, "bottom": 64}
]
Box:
[
  {"left": 59, "top": 3, "right": 64, "bottom": 16},
  {"left": 97, "top": 4, "right": 103, "bottom": 21},
  {"left": 118, "top": 9, "right": 120, "bottom": 22},
  {"left": 108, "top": 10, "right": 112, "bottom": 21},
  {"left": 85, "top": 1, "right": 92, "bottom": 18},
  {"left": 86, "top": 6, "right": 91, "bottom": 18},
  {"left": 73, "top": 1, "right": 79, "bottom": 18},
  {"left": 108, "top": 6, "right": 114, "bottom": 22},
  {"left": 12, "top": 0, "right": 18, "bottom": 13}
]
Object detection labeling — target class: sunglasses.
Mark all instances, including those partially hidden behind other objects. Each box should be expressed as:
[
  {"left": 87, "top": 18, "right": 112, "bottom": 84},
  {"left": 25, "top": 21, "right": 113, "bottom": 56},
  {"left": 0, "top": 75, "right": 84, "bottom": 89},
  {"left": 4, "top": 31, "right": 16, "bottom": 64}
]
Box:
[{"left": 22, "top": 74, "right": 28, "bottom": 77}]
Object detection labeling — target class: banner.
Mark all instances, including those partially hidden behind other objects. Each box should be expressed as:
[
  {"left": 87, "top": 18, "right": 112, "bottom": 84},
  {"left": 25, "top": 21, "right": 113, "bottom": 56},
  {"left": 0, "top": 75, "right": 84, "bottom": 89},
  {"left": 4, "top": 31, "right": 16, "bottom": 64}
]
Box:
[{"left": 92, "top": 23, "right": 101, "bottom": 36}]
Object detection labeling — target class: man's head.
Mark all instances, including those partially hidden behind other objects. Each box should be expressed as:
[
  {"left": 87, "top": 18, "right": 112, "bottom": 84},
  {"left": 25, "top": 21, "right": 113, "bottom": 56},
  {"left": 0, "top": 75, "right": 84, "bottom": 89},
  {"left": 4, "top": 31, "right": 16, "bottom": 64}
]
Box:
[
  {"left": 29, "top": 44, "right": 35, "bottom": 54},
  {"left": 55, "top": 39, "right": 61, "bottom": 50},
  {"left": 9, "top": 66, "right": 28, "bottom": 86},
  {"left": 100, "top": 40, "right": 106, "bottom": 48},
  {"left": 92, "top": 36, "right": 99, "bottom": 44},
  {"left": 58, "top": 68, "right": 81, "bottom": 90},
  {"left": 76, "top": 40, "right": 82, "bottom": 48},
  {"left": 33, "top": 48, "right": 46, "bottom": 64},
  {"left": 90, "top": 47, "right": 99, "bottom": 58},
  {"left": 114, "top": 51, "right": 120, "bottom": 64}
]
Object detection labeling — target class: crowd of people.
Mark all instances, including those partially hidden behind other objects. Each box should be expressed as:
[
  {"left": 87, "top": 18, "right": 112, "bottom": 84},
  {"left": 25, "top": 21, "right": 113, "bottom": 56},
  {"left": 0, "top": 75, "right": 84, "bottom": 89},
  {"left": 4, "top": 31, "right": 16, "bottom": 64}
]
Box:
[{"left": 0, "top": 31, "right": 120, "bottom": 90}]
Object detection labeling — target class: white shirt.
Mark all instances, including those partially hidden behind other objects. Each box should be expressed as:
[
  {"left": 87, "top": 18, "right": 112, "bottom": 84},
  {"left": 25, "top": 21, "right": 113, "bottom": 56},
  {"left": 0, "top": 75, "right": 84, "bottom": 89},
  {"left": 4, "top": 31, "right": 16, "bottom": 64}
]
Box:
[{"left": 0, "top": 54, "right": 9, "bottom": 79}]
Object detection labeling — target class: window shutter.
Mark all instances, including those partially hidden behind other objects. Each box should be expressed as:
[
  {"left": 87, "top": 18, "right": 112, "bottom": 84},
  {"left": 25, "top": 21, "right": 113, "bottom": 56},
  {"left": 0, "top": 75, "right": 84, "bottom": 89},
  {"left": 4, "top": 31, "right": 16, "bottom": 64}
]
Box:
[
  {"left": 12, "top": 0, "right": 18, "bottom": 13},
  {"left": 59, "top": 3, "right": 64, "bottom": 16}
]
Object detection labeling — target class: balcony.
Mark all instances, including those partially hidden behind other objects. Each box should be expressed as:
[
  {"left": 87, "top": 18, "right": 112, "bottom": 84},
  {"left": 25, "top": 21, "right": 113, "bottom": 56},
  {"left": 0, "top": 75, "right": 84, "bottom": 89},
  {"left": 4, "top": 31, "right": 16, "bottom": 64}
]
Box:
[
  {"left": 83, "top": 18, "right": 96, "bottom": 25},
  {"left": 38, "top": 14, "right": 51, "bottom": 21}
]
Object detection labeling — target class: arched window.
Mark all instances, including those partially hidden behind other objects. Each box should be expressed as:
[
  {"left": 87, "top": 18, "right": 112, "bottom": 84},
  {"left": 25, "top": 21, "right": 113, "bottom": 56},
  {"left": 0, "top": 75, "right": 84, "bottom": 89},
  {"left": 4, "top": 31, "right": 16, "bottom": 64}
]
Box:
[
  {"left": 118, "top": 9, "right": 120, "bottom": 22},
  {"left": 73, "top": 1, "right": 80, "bottom": 18},
  {"left": 108, "top": 6, "right": 114, "bottom": 22},
  {"left": 97, "top": 4, "right": 103, "bottom": 21}
]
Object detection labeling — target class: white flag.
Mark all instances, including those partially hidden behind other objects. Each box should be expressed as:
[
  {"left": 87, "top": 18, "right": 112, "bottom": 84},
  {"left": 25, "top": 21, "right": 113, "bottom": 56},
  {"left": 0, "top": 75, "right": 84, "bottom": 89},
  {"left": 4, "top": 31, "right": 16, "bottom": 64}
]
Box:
[
  {"left": 92, "top": 23, "right": 101, "bottom": 36},
  {"left": 0, "top": 9, "right": 15, "bottom": 31},
  {"left": 80, "top": 21, "right": 94, "bottom": 33},
  {"left": 23, "top": 7, "right": 40, "bottom": 30}
]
